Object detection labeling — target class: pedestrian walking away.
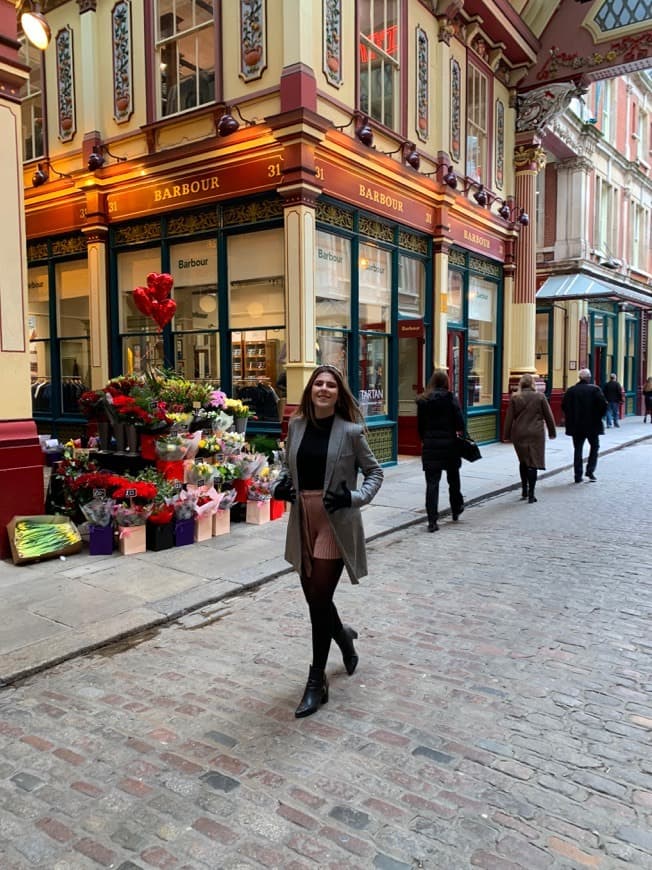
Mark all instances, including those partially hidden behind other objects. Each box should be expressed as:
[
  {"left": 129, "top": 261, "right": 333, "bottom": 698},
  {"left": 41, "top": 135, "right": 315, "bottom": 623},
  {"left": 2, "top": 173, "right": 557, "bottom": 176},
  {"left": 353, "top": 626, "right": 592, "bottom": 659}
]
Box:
[
  {"left": 503, "top": 373, "right": 556, "bottom": 504},
  {"left": 561, "top": 368, "right": 608, "bottom": 483},
  {"left": 643, "top": 376, "right": 652, "bottom": 423},
  {"left": 272, "top": 364, "right": 383, "bottom": 718},
  {"left": 416, "top": 369, "right": 465, "bottom": 532},
  {"left": 603, "top": 372, "right": 624, "bottom": 428}
]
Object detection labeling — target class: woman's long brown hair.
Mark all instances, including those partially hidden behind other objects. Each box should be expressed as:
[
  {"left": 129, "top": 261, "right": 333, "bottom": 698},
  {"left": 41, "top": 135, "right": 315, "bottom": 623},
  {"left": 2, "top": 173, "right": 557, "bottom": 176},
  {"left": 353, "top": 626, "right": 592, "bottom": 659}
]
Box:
[
  {"left": 293, "top": 365, "right": 364, "bottom": 426},
  {"left": 417, "top": 369, "right": 449, "bottom": 401}
]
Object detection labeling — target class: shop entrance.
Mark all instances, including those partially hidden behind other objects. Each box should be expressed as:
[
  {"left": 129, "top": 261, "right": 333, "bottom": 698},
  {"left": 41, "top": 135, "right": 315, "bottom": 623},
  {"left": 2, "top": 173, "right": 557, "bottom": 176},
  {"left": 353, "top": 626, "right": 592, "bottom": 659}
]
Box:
[
  {"left": 397, "top": 319, "right": 425, "bottom": 455},
  {"left": 447, "top": 329, "right": 466, "bottom": 411}
]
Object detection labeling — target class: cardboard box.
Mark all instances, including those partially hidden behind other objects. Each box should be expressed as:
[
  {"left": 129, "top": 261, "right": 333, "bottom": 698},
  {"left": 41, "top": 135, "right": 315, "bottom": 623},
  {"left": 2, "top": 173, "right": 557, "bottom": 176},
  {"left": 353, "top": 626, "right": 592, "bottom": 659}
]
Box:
[
  {"left": 174, "top": 517, "right": 194, "bottom": 547},
  {"left": 212, "top": 510, "right": 230, "bottom": 537},
  {"left": 194, "top": 513, "right": 212, "bottom": 542},
  {"left": 118, "top": 523, "right": 146, "bottom": 555},
  {"left": 246, "top": 500, "right": 270, "bottom": 525},
  {"left": 7, "top": 515, "right": 83, "bottom": 565}
]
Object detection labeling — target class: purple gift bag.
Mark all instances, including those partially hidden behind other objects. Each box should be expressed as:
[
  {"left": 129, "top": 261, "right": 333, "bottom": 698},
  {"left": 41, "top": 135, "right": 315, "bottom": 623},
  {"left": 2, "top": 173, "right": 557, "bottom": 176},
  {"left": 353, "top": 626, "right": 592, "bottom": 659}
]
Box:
[
  {"left": 174, "top": 517, "right": 194, "bottom": 547},
  {"left": 89, "top": 524, "right": 114, "bottom": 555}
]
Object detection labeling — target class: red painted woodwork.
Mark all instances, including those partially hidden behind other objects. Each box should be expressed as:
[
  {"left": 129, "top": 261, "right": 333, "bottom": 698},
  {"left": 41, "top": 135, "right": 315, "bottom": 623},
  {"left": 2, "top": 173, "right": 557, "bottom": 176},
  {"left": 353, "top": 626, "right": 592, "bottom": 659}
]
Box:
[{"left": 0, "top": 420, "right": 45, "bottom": 560}]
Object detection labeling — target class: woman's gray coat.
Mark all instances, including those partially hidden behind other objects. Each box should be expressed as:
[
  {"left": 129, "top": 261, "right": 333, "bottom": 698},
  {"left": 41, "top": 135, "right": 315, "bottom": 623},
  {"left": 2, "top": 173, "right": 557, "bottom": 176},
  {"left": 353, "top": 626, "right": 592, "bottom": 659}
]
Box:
[
  {"left": 275, "top": 415, "right": 383, "bottom": 583},
  {"left": 504, "top": 386, "right": 556, "bottom": 469}
]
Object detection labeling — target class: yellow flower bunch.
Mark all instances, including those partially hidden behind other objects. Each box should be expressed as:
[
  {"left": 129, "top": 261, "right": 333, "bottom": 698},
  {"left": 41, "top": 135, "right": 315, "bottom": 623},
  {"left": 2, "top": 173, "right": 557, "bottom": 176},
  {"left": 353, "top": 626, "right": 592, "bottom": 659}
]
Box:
[{"left": 225, "top": 398, "right": 254, "bottom": 418}]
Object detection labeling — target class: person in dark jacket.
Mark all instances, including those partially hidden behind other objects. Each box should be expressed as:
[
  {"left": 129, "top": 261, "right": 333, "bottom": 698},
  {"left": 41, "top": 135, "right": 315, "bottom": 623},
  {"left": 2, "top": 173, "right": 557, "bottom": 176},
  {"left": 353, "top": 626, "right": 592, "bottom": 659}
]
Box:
[
  {"left": 504, "top": 373, "right": 556, "bottom": 504},
  {"left": 417, "top": 370, "right": 465, "bottom": 532},
  {"left": 602, "top": 373, "right": 623, "bottom": 428},
  {"left": 561, "top": 368, "right": 608, "bottom": 483}
]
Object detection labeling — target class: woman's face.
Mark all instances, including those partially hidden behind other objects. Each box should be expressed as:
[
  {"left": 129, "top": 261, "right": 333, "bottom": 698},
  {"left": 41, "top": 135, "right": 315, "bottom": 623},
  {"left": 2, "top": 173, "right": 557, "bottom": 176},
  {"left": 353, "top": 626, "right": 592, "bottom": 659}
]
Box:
[{"left": 311, "top": 370, "right": 339, "bottom": 417}]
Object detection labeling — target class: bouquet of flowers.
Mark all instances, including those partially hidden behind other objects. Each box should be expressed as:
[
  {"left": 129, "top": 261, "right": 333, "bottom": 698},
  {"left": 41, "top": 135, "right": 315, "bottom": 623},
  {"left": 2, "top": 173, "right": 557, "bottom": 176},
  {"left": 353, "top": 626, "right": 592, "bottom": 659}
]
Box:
[
  {"left": 187, "top": 484, "right": 221, "bottom": 517},
  {"left": 158, "top": 376, "right": 216, "bottom": 412},
  {"left": 155, "top": 433, "right": 191, "bottom": 461},
  {"left": 212, "top": 460, "right": 238, "bottom": 490},
  {"left": 183, "top": 431, "right": 203, "bottom": 460},
  {"left": 167, "top": 489, "right": 197, "bottom": 521},
  {"left": 197, "top": 433, "right": 222, "bottom": 457},
  {"left": 167, "top": 411, "right": 194, "bottom": 430},
  {"left": 210, "top": 410, "right": 235, "bottom": 434},
  {"left": 112, "top": 480, "right": 157, "bottom": 526},
  {"left": 185, "top": 460, "right": 215, "bottom": 487},
  {"left": 78, "top": 390, "right": 109, "bottom": 421},
  {"left": 148, "top": 504, "right": 175, "bottom": 525},
  {"left": 232, "top": 452, "right": 267, "bottom": 480},
  {"left": 225, "top": 397, "right": 256, "bottom": 420},
  {"left": 81, "top": 497, "right": 115, "bottom": 527},
  {"left": 247, "top": 476, "right": 272, "bottom": 502},
  {"left": 214, "top": 488, "right": 237, "bottom": 512},
  {"left": 220, "top": 431, "right": 246, "bottom": 455}
]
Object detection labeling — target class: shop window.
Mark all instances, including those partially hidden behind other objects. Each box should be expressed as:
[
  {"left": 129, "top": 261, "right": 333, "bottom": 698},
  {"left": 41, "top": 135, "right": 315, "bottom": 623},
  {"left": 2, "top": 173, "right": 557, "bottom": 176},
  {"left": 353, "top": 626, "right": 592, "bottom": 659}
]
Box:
[
  {"left": 228, "top": 229, "right": 285, "bottom": 416},
  {"left": 624, "top": 319, "right": 635, "bottom": 393},
  {"left": 170, "top": 239, "right": 219, "bottom": 382},
  {"left": 28, "top": 266, "right": 51, "bottom": 414},
  {"left": 316, "top": 230, "right": 351, "bottom": 387},
  {"left": 466, "top": 64, "right": 488, "bottom": 184},
  {"left": 118, "top": 248, "right": 165, "bottom": 375},
  {"left": 535, "top": 311, "right": 550, "bottom": 391},
  {"left": 19, "top": 37, "right": 44, "bottom": 162},
  {"left": 467, "top": 275, "right": 497, "bottom": 407},
  {"left": 359, "top": 242, "right": 390, "bottom": 416},
  {"left": 157, "top": 0, "right": 215, "bottom": 118},
  {"left": 358, "top": 0, "right": 399, "bottom": 129},
  {"left": 56, "top": 262, "right": 91, "bottom": 412},
  {"left": 398, "top": 255, "right": 424, "bottom": 317},
  {"left": 447, "top": 268, "right": 463, "bottom": 324}
]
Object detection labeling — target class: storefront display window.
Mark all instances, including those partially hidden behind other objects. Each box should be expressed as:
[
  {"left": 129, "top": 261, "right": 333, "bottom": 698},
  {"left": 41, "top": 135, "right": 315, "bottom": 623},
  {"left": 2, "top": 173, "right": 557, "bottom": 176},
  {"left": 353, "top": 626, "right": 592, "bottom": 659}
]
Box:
[
  {"left": 468, "top": 276, "right": 496, "bottom": 343},
  {"left": 447, "top": 269, "right": 463, "bottom": 323},
  {"left": 359, "top": 242, "right": 390, "bottom": 331},
  {"left": 467, "top": 275, "right": 497, "bottom": 407},
  {"left": 360, "top": 334, "right": 387, "bottom": 416},
  {"left": 316, "top": 231, "right": 351, "bottom": 328},
  {"left": 170, "top": 239, "right": 219, "bottom": 382},
  {"left": 228, "top": 229, "right": 285, "bottom": 410},
  {"left": 28, "top": 266, "right": 51, "bottom": 413},
  {"left": 467, "top": 344, "right": 494, "bottom": 407},
  {"left": 56, "top": 261, "right": 91, "bottom": 412},
  {"left": 118, "top": 249, "right": 164, "bottom": 374},
  {"left": 398, "top": 255, "right": 424, "bottom": 317}
]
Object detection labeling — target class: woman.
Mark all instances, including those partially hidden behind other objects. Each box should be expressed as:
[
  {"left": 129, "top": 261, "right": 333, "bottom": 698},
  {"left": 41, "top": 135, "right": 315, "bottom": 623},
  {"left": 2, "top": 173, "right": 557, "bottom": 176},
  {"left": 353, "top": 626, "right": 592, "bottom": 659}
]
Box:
[
  {"left": 643, "top": 376, "right": 652, "bottom": 423},
  {"left": 504, "top": 373, "right": 556, "bottom": 503},
  {"left": 416, "top": 370, "right": 465, "bottom": 533},
  {"left": 272, "top": 365, "right": 383, "bottom": 718}
]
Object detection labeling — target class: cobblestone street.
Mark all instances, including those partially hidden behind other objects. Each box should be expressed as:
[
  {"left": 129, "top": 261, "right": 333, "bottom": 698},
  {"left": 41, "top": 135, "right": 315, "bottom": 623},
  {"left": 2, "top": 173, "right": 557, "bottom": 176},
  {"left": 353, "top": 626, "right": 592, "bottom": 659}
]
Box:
[{"left": 1, "top": 441, "right": 651, "bottom": 870}]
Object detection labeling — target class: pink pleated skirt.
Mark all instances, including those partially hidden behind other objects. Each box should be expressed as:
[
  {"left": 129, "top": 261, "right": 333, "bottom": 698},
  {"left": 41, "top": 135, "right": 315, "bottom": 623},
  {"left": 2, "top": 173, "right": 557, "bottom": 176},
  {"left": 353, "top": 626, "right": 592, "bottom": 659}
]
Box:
[{"left": 299, "top": 490, "right": 342, "bottom": 576}]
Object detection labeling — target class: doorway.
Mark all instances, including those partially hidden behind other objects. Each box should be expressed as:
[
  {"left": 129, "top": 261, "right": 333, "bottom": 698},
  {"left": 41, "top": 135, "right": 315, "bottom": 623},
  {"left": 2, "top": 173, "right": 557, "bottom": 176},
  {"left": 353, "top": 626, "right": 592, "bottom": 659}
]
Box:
[
  {"left": 397, "top": 320, "right": 425, "bottom": 454},
  {"left": 447, "top": 329, "right": 465, "bottom": 411}
]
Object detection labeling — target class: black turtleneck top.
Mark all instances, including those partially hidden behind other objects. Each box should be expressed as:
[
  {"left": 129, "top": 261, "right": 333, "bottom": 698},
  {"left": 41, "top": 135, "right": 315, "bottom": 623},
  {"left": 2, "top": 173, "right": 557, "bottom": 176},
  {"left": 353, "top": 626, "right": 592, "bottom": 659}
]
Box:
[{"left": 296, "top": 415, "right": 335, "bottom": 491}]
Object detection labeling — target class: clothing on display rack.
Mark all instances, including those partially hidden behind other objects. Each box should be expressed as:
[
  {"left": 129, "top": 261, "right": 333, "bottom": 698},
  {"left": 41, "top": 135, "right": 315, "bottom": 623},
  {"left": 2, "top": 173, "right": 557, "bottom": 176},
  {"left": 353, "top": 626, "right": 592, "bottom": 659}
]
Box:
[
  {"left": 235, "top": 380, "right": 280, "bottom": 421},
  {"left": 31, "top": 377, "right": 88, "bottom": 414}
]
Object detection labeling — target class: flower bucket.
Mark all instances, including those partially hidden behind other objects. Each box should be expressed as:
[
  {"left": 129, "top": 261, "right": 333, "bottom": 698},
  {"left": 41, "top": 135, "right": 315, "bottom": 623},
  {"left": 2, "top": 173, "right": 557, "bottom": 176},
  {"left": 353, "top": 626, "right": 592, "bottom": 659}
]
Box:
[
  {"left": 140, "top": 434, "right": 157, "bottom": 460},
  {"left": 246, "top": 500, "right": 270, "bottom": 525},
  {"left": 194, "top": 513, "right": 212, "bottom": 542},
  {"left": 233, "top": 477, "right": 251, "bottom": 503},
  {"left": 113, "top": 422, "right": 126, "bottom": 452},
  {"left": 88, "top": 524, "right": 114, "bottom": 555},
  {"left": 212, "top": 510, "right": 230, "bottom": 537},
  {"left": 269, "top": 499, "right": 285, "bottom": 521},
  {"left": 146, "top": 521, "right": 174, "bottom": 552},
  {"left": 118, "top": 524, "right": 146, "bottom": 555},
  {"left": 174, "top": 517, "right": 194, "bottom": 547},
  {"left": 235, "top": 417, "right": 247, "bottom": 434}
]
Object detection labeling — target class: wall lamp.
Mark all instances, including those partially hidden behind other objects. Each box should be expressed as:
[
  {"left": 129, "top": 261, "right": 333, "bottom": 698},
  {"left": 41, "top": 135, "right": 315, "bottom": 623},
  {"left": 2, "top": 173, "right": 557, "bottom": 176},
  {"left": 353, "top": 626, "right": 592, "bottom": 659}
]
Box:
[
  {"left": 31, "top": 159, "right": 71, "bottom": 187},
  {"left": 422, "top": 160, "right": 458, "bottom": 189},
  {"left": 379, "top": 140, "right": 421, "bottom": 170},
  {"left": 497, "top": 199, "right": 529, "bottom": 226},
  {"left": 88, "top": 144, "right": 127, "bottom": 171},
  {"left": 334, "top": 112, "right": 374, "bottom": 148},
  {"left": 17, "top": 1, "right": 51, "bottom": 50},
  {"left": 217, "top": 104, "right": 256, "bottom": 137},
  {"left": 462, "top": 179, "right": 496, "bottom": 208}
]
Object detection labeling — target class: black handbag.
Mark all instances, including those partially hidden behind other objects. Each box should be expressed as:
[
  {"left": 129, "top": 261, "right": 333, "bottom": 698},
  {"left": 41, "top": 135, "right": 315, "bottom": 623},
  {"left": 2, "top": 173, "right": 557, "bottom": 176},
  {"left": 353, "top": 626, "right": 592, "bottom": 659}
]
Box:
[{"left": 457, "top": 433, "right": 482, "bottom": 462}]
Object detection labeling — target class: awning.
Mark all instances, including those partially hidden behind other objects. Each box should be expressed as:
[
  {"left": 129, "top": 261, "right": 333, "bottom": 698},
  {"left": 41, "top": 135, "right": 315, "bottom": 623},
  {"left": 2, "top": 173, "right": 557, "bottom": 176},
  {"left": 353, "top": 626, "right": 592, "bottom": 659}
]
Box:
[{"left": 536, "top": 273, "right": 652, "bottom": 308}]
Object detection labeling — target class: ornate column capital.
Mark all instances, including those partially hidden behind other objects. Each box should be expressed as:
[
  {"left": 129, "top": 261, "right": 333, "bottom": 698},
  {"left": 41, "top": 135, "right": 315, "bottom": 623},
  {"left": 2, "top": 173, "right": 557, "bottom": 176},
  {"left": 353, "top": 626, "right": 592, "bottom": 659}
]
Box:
[
  {"left": 557, "top": 155, "right": 593, "bottom": 174},
  {"left": 514, "top": 144, "right": 546, "bottom": 173}
]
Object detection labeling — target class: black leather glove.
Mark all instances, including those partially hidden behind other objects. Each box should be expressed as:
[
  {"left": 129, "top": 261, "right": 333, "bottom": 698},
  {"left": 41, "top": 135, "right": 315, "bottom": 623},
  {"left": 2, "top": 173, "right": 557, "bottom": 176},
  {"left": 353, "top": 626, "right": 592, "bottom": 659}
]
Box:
[
  {"left": 323, "top": 482, "right": 351, "bottom": 513},
  {"left": 273, "top": 473, "right": 296, "bottom": 503}
]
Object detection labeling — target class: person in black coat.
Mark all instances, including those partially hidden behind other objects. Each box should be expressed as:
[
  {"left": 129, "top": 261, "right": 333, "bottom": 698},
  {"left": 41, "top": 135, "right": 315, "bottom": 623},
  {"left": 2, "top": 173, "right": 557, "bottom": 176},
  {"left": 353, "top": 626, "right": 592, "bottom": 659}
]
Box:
[
  {"left": 561, "top": 368, "right": 608, "bottom": 483},
  {"left": 417, "top": 370, "right": 465, "bottom": 532}
]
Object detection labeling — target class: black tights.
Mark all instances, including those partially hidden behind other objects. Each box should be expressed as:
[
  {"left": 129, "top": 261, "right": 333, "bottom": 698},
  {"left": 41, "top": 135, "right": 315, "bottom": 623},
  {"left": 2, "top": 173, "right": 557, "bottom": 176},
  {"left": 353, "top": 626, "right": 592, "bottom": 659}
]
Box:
[
  {"left": 301, "top": 558, "right": 344, "bottom": 671},
  {"left": 519, "top": 462, "right": 537, "bottom": 495}
]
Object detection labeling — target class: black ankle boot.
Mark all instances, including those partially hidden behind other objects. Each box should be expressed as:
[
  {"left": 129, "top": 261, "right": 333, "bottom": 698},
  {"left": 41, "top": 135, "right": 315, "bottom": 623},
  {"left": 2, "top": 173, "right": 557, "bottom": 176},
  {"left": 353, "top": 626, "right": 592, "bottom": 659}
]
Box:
[
  {"left": 334, "top": 625, "right": 359, "bottom": 675},
  {"left": 520, "top": 486, "right": 528, "bottom": 500},
  {"left": 295, "top": 666, "right": 328, "bottom": 718}
]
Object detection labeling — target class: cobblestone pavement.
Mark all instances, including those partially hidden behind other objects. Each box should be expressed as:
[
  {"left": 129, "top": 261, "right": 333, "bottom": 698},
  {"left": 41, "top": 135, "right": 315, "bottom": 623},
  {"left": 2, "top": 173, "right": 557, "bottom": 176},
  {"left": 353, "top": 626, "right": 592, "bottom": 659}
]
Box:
[{"left": 0, "top": 442, "right": 651, "bottom": 870}]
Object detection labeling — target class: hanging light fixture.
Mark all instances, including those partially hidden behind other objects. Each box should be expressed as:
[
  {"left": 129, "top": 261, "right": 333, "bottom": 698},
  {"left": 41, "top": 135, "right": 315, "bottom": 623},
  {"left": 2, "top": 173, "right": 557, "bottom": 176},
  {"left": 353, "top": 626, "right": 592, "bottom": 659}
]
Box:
[
  {"left": 422, "top": 160, "right": 458, "bottom": 189},
  {"left": 87, "top": 143, "right": 127, "bottom": 171},
  {"left": 31, "top": 159, "right": 71, "bottom": 187},
  {"left": 497, "top": 199, "right": 529, "bottom": 226},
  {"left": 19, "top": 2, "right": 51, "bottom": 50}
]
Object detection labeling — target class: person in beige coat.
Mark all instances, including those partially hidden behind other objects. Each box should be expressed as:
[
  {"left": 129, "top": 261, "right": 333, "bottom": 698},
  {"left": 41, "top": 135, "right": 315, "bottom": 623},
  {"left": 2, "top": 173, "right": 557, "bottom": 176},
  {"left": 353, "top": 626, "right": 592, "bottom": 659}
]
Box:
[
  {"left": 504, "top": 373, "right": 556, "bottom": 503},
  {"left": 272, "top": 365, "right": 383, "bottom": 718}
]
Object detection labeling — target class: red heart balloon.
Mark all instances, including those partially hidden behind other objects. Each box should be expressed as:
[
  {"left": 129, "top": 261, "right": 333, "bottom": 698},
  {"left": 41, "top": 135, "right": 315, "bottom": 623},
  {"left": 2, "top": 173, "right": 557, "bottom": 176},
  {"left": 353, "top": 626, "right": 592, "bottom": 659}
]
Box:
[
  {"left": 132, "top": 286, "right": 153, "bottom": 317},
  {"left": 152, "top": 298, "right": 176, "bottom": 330},
  {"left": 146, "top": 272, "right": 174, "bottom": 302}
]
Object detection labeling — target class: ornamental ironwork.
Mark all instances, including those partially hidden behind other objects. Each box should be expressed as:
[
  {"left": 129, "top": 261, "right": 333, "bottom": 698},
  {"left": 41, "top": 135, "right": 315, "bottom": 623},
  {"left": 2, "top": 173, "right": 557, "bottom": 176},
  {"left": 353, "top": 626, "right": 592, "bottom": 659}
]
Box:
[
  {"left": 416, "top": 27, "right": 428, "bottom": 141},
  {"left": 323, "top": 0, "right": 342, "bottom": 87},
  {"left": 112, "top": 0, "right": 133, "bottom": 123},
  {"left": 56, "top": 27, "right": 76, "bottom": 142}
]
